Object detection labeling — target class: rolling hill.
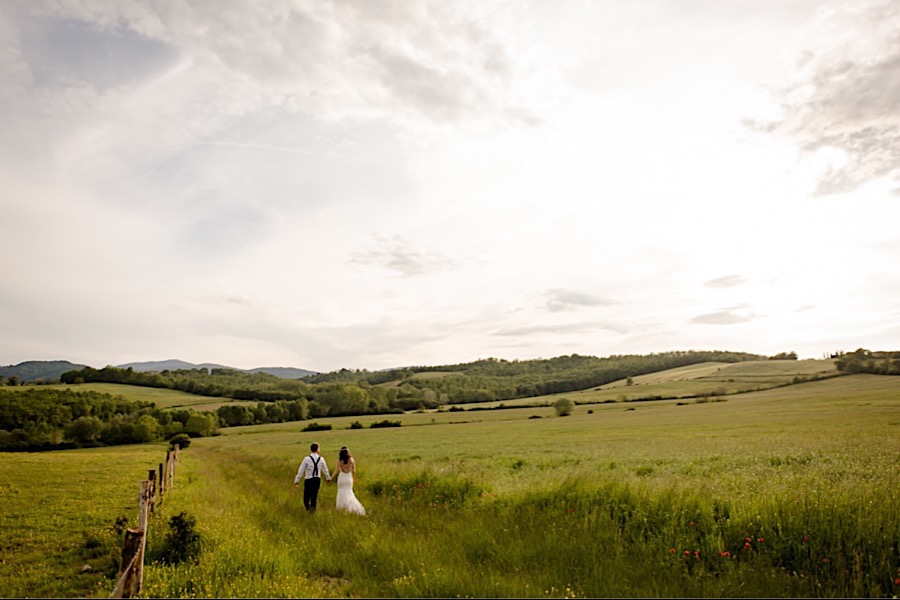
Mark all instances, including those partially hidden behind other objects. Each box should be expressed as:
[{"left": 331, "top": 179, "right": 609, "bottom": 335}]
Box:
[
  {"left": 0, "top": 360, "right": 89, "bottom": 382},
  {"left": 116, "top": 359, "right": 318, "bottom": 379}
]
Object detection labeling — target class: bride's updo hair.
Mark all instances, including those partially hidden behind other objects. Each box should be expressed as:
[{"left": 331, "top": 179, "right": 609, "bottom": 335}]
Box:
[{"left": 339, "top": 446, "right": 351, "bottom": 464}]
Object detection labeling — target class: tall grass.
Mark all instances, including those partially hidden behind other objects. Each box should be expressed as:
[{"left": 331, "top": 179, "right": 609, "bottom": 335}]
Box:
[
  {"left": 3, "top": 374, "right": 898, "bottom": 597},
  {"left": 140, "top": 375, "right": 899, "bottom": 597},
  {"left": 0, "top": 444, "right": 166, "bottom": 598}
]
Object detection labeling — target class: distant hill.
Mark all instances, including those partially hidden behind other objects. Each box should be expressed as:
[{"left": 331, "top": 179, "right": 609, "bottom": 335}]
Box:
[
  {"left": 0, "top": 360, "right": 89, "bottom": 382},
  {"left": 245, "top": 366, "right": 319, "bottom": 379},
  {"left": 116, "top": 359, "right": 317, "bottom": 379},
  {"left": 117, "top": 359, "right": 232, "bottom": 372}
]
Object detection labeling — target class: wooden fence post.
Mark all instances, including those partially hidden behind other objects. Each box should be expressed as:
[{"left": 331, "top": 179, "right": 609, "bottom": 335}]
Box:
[
  {"left": 148, "top": 470, "right": 157, "bottom": 513},
  {"left": 111, "top": 449, "right": 182, "bottom": 598},
  {"left": 110, "top": 527, "right": 144, "bottom": 598},
  {"left": 135, "top": 480, "right": 151, "bottom": 595}
]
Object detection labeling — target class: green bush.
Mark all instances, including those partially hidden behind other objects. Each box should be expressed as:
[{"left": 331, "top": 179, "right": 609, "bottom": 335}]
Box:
[
  {"left": 553, "top": 397, "right": 574, "bottom": 416},
  {"left": 169, "top": 433, "right": 191, "bottom": 449},
  {"left": 302, "top": 422, "right": 332, "bottom": 432},
  {"left": 158, "top": 512, "right": 202, "bottom": 565}
]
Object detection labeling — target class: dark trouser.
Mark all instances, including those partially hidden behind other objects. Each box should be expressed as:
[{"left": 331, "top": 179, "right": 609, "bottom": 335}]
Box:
[{"left": 303, "top": 477, "right": 321, "bottom": 512}]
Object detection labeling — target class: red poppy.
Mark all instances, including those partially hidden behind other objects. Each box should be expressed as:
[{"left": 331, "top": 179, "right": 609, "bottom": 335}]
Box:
[
  {"left": 669, "top": 548, "right": 676, "bottom": 554},
  {"left": 803, "top": 536, "right": 810, "bottom": 542},
  {"left": 823, "top": 558, "right": 830, "bottom": 563},
  {"left": 693, "top": 551, "right": 700, "bottom": 558},
  {"left": 684, "top": 550, "right": 690, "bottom": 556},
  {"left": 757, "top": 538, "right": 764, "bottom": 543},
  {"left": 744, "top": 542, "right": 751, "bottom": 549}
]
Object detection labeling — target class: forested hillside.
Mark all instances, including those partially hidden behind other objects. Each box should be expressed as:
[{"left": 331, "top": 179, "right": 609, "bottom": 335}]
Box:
[
  {"left": 0, "top": 360, "right": 88, "bottom": 384},
  {"left": 60, "top": 350, "right": 765, "bottom": 408},
  {"left": 0, "top": 388, "right": 216, "bottom": 451},
  {"left": 306, "top": 350, "right": 767, "bottom": 403}
]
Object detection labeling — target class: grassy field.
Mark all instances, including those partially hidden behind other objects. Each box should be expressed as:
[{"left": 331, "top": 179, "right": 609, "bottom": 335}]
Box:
[
  {"left": 0, "top": 444, "right": 169, "bottom": 598},
  {"left": 5, "top": 382, "right": 258, "bottom": 411},
  {"left": 2, "top": 371, "right": 897, "bottom": 597},
  {"left": 455, "top": 359, "right": 842, "bottom": 408}
]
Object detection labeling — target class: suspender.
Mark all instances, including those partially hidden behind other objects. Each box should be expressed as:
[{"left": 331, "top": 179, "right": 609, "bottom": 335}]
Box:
[{"left": 310, "top": 455, "right": 321, "bottom": 477}]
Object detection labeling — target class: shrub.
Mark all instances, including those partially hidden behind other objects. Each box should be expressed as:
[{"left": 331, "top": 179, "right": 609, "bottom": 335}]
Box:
[
  {"left": 349, "top": 421, "right": 363, "bottom": 429},
  {"left": 370, "top": 420, "right": 401, "bottom": 429},
  {"left": 169, "top": 433, "right": 191, "bottom": 450},
  {"left": 158, "top": 512, "right": 202, "bottom": 565},
  {"left": 302, "top": 422, "right": 332, "bottom": 432},
  {"left": 553, "top": 398, "right": 574, "bottom": 416}
]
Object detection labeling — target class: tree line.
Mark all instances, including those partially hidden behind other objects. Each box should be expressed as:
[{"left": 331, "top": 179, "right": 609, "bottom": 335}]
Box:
[
  {"left": 0, "top": 388, "right": 218, "bottom": 452},
  {"left": 57, "top": 350, "right": 768, "bottom": 411},
  {"left": 835, "top": 348, "right": 900, "bottom": 375},
  {"left": 307, "top": 351, "right": 768, "bottom": 404}
]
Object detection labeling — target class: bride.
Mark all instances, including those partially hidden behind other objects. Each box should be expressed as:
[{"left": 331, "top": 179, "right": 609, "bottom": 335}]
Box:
[{"left": 334, "top": 446, "right": 366, "bottom": 515}]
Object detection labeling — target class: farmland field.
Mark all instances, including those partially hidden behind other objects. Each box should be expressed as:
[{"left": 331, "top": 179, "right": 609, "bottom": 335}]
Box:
[
  {"left": 457, "top": 359, "right": 843, "bottom": 408},
  {"left": 4, "top": 382, "right": 258, "bottom": 411},
  {"left": 1, "top": 372, "right": 898, "bottom": 598}
]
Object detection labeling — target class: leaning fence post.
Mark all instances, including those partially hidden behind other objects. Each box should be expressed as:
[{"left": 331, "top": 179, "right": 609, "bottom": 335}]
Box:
[
  {"left": 135, "top": 480, "right": 151, "bottom": 594},
  {"left": 148, "top": 470, "right": 157, "bottom": 513},
  {"left": 111, "top": 527, "right": 144, "bottom": 598}
]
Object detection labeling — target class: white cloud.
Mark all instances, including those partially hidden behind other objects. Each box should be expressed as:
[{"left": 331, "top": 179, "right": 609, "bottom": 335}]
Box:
[
  {"left": 1, "top": 0, "right": 899, "bottom": 371},
  {"left": 750, "top": 1, "right": 900, "bottom": 196}
]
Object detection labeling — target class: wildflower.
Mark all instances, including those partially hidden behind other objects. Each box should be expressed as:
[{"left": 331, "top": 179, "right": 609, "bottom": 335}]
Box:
[
  {"left": 744, "top": 542, "right": 751, "bottom": 548},
  {"left": 894, "top": 578, "right": 900, "bottom": 585},
  {"left": 689, "top": 521, "right": 695, "bottom": 526},
  {"left": 684, "top": 550, "right": 690, "bottom": 556},
  {"left": 823, "top": 558, "right": 830, "bottom": 563},
  {"left": 669, "top": 548, "right": 676, "bottom": 554},
  {"left": 745, "top": 537, "right": 752, "bottom": 542},
  {"left": 723, "top": 551, "right": 730, "bottom": 557},
  {"left": 693, "top": 551, "right": 700, "bottom": 558},
  {"left": 803, "top": 536, "right": 810, "bottom": 542},
  {"left": 757, "top": 538, "right": 764, "bottom": 543}
]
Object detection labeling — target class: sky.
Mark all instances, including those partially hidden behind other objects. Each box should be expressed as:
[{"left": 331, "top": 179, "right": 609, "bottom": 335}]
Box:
[{"left": 1, "top": 0, "right": 898, "bottom": 373}]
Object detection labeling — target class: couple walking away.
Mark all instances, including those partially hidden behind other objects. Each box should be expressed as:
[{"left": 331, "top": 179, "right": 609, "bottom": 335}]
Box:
[{"left": 293, "top": 443, "right": 366, "bottom": 515}]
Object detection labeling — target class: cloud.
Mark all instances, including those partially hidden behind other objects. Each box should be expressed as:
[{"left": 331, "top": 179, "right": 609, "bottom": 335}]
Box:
[
  {"left": 16, "top": 14, "right": 178, "bottom": 91},
  {"left": 493, "top": 321, "right": 631, "bottom": 337},
  {"left": 751, "top": 1, "right": 900, "bottom": 196},
  {"left": 544, "top": 288, "right": 614, "bottom": 312},
  {"left": 11, "top": 0, "right": 536, "bottom": 130},
  {"left": 704, "top": 275, "right": 746, "bottom": 288},
  {"left": 350, "top": 235, "right": 456, "bottom": 277},
  {"left": 690, "top": 308, "right": 755, "bottom": 325}
]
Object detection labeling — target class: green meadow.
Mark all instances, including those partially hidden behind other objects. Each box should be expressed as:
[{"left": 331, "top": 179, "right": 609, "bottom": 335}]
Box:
[
  {"left": 446, "top": 358, "right": 841, "bottom": 408},
  {"left": 1, "top": 370, "right": 898, "bottom": 597},
  {"left": 4, "top": 382, "right": 258, "bottom": 411}
]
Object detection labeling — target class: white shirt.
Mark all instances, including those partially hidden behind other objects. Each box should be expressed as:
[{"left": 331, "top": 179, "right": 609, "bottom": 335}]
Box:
[{"left": 294, "top": 453, "right": 330, "bottom": 484}]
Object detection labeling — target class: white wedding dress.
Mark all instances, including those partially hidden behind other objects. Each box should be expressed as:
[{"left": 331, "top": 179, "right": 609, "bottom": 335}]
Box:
[{"left": 335, "top": 470, "right": 366, "bottom": 515}]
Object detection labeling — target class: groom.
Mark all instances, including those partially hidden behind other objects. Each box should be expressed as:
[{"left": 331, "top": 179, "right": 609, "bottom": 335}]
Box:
[{"left": 293, "top": 442, "right": 332, "bottom": 512}]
